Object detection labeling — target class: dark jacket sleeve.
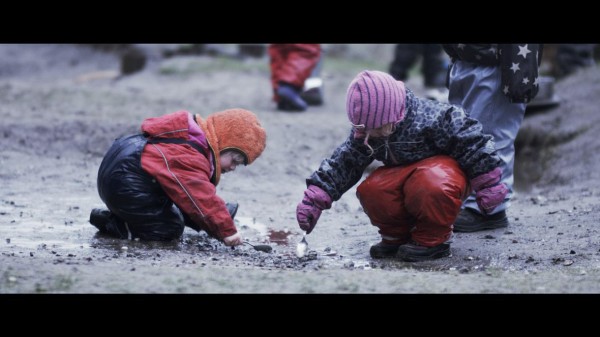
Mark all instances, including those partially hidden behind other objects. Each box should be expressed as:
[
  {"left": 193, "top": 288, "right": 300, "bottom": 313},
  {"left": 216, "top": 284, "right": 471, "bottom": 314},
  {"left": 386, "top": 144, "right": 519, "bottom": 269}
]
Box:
[
  {"left": 431, "top": 104, "right": 503, "bottom": 179},
  {"left": 403, "top": 96, "right": 503, "bottom": 180},
  {"left": 442, "top": 44, "right": 499, "bottom": 65},
  {"left": 499, "top": 44, "right": 543, "bottom": 103},
  {"left": 306, "top": 131, "right": 375, "bottom": 201}
]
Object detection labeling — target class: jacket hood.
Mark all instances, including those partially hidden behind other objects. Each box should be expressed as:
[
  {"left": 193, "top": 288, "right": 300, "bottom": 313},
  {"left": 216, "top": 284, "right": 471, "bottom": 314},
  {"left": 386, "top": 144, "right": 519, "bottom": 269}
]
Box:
[{"left": 196, "top": 108, "right": 266, "bottom": 185}]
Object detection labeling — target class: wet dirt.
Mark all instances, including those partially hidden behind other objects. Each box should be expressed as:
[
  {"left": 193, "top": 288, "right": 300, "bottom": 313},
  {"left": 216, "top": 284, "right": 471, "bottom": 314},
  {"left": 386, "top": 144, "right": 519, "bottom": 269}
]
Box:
[{"left": 2, "top": 44, "right": 600, "bottom": 293}]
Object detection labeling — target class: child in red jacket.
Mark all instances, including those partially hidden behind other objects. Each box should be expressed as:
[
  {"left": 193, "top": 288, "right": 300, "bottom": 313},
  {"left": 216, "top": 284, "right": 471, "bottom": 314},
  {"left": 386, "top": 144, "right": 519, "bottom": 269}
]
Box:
[{"left": 90, "top": 109, "right": 267, "bottom": 246}]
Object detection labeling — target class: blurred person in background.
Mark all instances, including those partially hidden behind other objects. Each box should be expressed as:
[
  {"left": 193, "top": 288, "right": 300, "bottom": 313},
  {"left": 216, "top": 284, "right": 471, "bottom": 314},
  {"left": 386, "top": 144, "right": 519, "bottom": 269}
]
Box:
[
  {"left": 269, "top": 44, "right": 321, "bottom": 112},
  {"left": 389, "top": 44, "right": 449, "bottom": 103},
  {"left": 443, "top": 44, "right": 543, "bottom": 232}
]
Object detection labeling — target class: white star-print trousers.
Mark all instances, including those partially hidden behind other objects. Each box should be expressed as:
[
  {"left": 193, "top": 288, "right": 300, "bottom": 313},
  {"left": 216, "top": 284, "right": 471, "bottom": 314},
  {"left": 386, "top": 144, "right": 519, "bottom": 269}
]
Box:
[{"left": 448, "top": 61, "right": 526, "bottom": 215}]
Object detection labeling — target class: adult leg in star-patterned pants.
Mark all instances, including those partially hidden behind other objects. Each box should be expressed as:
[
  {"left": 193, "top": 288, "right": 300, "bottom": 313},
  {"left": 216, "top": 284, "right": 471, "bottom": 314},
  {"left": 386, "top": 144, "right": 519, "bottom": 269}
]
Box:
[{"left": 448, "top": 61, "right": 526, "bottom": 216}]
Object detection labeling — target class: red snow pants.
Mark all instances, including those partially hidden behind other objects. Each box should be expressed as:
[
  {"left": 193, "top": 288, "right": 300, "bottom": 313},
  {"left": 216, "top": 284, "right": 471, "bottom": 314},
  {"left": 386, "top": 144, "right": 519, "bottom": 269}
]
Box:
[
  {"left": 356, "top": 155, "right": 469, "bottom": 247},
  {"left": 268, "top": 44, "right": 321, "bottom": 102}
]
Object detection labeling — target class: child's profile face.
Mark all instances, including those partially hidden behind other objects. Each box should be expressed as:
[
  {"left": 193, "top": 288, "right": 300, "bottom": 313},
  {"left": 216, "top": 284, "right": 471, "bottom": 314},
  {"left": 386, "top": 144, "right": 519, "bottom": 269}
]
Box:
[{"left": 220, "top": 150, "right": 246, "bottom": 174}]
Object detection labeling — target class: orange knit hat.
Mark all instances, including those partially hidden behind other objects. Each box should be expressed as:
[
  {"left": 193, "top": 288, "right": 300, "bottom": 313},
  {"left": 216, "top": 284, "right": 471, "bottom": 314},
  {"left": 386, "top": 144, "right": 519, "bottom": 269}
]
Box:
[{"left": 196, "top": 109, "right": 267, "bottom": 185}]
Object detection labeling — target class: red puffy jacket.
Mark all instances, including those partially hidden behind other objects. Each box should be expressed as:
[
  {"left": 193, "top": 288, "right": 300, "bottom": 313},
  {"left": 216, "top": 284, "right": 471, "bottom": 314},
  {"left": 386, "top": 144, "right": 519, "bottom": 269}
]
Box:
[{"left": 140, "top": 111, "right": 237, "bottom": 240}]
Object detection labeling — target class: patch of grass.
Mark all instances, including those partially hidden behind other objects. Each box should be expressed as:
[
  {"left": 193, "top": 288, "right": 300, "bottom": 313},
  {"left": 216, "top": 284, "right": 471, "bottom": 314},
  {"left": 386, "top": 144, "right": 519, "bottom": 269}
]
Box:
[
  {"left": 34, "top": 274, "right": 76, "bottom": 293},
  {"left": 335, "top": 280, "right": 360, "bottom": 293},
  {"left": 160, "top": 56, "right": 269, "bottom": 76},
  {"left": 1, "top": 270, "right": 16, "bottom": 291},
  {"left": 323, "top": 56, "right": 389, "bottom": 74},
  {"left": 298, "top": 282, "right": 318, "bottom": 293},
  {"left": 158, "top": 49, "right": 404, "bottom": 80}
]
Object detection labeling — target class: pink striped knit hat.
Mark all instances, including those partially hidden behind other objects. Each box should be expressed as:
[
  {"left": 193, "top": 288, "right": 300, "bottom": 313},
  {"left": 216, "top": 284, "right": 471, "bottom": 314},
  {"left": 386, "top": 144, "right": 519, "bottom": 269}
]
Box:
[{"left": 346, "top": 70, "right": 406, "bottom": 131}]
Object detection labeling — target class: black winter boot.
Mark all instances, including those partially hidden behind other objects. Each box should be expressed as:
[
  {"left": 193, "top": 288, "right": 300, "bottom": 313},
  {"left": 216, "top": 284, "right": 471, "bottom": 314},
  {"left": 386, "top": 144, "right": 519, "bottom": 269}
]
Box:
[
  {"left": 89, "top": 208, "right": 112, "bottom": 233},
  {"left": 277, "top": 83, "right": 308, "bottom": 112},
  {"left": 226, "top": 202, "right": 239, "bottom": 220},
  {"left": 453, "top": 208, "right": 508, "bottom": 232},
  {"left": 369, "top": 238, "right": 407, "bottom": 259},
  {"left": 396, "top": 242, "right": 451, "bottom": 262}
]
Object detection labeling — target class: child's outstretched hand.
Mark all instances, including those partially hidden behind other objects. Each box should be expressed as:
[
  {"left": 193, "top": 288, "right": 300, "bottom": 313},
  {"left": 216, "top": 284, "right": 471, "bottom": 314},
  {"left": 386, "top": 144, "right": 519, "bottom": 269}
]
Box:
[
  {"left": 224, "top": 233, "right": 243, "bottom": 246},
  {"left": 296, "top": 185, "right": 332, "bottom": 234}
]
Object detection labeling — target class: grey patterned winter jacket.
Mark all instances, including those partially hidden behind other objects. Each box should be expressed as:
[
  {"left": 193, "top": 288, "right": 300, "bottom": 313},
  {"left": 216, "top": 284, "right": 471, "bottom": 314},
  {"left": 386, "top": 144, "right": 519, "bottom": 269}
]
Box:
[{"left": 306, "top": 89, "right": 502, "bottom": 201}]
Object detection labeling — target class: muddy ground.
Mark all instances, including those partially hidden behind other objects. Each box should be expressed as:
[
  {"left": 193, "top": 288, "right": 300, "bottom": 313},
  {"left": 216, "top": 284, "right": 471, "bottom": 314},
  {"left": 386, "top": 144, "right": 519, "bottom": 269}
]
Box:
[{"left": 1, "top": 44, "right": 600, "bottom": 293}]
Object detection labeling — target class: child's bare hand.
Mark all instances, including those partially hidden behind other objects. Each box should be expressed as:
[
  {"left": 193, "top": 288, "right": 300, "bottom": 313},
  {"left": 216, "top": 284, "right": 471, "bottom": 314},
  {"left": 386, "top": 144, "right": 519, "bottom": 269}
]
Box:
[{"left": 223, "top": 233, "right": 243, "bottom": 246}]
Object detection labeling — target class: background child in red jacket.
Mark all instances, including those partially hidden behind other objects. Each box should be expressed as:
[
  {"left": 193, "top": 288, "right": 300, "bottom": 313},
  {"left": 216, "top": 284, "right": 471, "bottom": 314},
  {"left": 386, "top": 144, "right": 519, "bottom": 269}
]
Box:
[
  {"left": 269, "top": 44, "right": 321, "bottom": 111},
  {"left": 89, "top": 109, "right": 266, "bottom": 246}
]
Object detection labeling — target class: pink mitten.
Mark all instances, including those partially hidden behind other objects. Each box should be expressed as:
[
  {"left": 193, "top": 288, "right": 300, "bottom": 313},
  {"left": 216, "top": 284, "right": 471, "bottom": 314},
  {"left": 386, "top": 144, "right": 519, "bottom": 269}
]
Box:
[
  {"left": 471, "top": 167, "right": 509, "bottom": 215},
  {"left": 296, "top": 185, "right": 332, "bottom": 234}
]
